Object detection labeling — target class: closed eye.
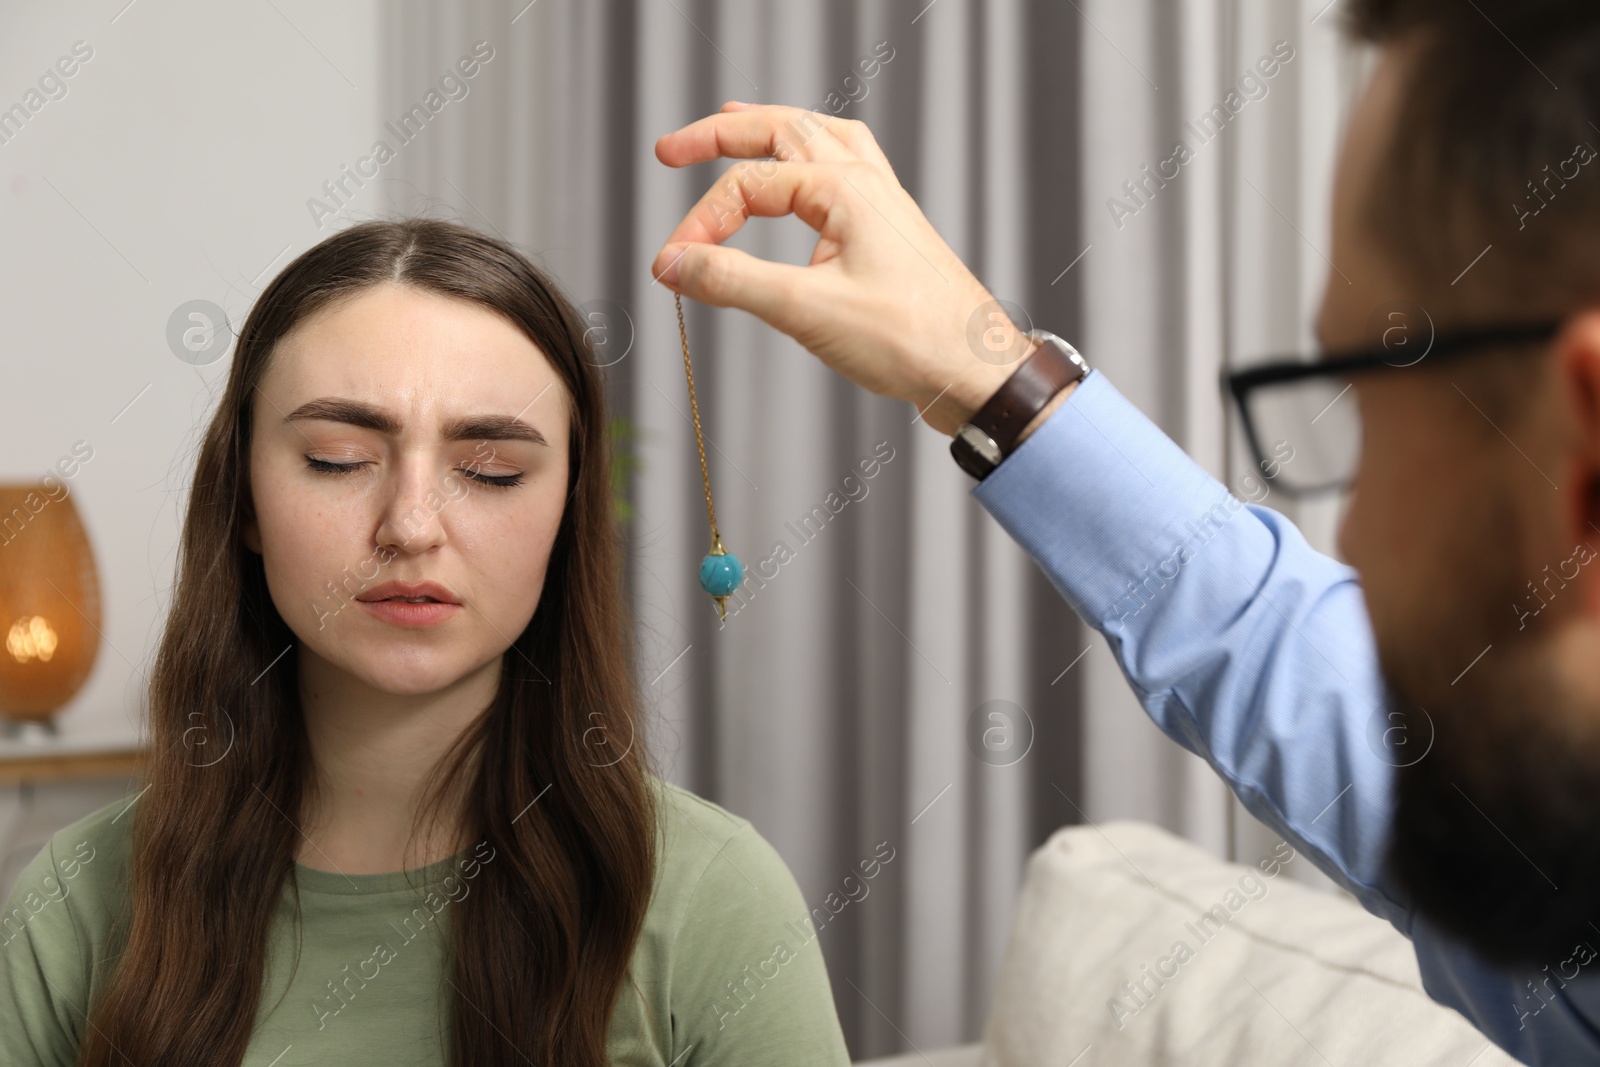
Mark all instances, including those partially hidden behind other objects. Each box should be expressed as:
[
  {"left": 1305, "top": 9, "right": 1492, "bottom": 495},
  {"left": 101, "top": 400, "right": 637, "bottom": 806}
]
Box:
[
  {"left": 304, "top": 457, "right": 524, "bottom": 489},
  {"left": 305, "top": 457, "right": 366, "bottom": 477},
  {"left": 462, "top": 468, "right": 524, "bottom": 488}
]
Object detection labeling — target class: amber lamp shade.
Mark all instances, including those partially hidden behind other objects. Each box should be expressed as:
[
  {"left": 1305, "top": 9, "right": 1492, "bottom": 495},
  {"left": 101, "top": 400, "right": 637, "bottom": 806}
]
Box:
[{"left": 0, "top": 481, "right": 102, "bottom": 725}]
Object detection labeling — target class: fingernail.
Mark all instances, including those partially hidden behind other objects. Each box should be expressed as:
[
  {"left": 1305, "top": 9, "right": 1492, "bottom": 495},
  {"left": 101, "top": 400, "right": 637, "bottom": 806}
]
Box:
[{"left": 656, "top": 244, "right": 687, "bottom": 288}]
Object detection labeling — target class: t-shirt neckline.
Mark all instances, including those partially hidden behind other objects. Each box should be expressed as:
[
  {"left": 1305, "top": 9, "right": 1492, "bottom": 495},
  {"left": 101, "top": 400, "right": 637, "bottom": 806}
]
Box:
[{"left": 291, "top": 846, "right": 475, "bottom": 895}]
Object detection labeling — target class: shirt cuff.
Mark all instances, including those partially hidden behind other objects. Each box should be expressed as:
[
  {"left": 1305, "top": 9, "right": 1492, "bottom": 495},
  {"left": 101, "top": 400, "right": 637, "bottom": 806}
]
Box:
[{"left": 971, "top": 368, "right": 1257, "bottom": 627}]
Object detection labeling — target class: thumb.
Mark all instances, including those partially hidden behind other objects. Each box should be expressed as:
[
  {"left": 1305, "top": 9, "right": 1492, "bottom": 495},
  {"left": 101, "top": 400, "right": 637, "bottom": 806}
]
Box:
[{"left": 654, "top": 242, "right": 815, "bottom": 335}]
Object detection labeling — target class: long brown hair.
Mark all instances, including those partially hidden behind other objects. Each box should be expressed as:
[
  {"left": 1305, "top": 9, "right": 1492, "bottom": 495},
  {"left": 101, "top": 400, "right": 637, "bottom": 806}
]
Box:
[{"left": 77, "top": 217, "right": 657, "bottom": 1066}]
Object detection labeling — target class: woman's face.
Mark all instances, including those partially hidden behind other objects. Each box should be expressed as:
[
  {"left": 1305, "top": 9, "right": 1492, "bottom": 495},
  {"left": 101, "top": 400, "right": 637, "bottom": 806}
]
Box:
[{"left": 242, "top": 282, "right": 572, "bottom": 696}]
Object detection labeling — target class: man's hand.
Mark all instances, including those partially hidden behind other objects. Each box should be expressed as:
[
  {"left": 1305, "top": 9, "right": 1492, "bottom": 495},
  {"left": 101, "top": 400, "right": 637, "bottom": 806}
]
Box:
[{"left": 651, "top": 102, "right": 1074, "bottom": 440}]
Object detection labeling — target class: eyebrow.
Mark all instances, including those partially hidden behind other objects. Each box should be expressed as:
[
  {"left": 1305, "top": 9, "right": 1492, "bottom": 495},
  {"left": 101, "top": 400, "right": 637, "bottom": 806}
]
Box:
[{"left": 283, "top": 397, "right": 548, "bottom": 446}]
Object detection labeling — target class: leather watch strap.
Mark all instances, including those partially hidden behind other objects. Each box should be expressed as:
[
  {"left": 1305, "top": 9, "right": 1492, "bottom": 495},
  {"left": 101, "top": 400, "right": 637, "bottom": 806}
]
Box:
[{"left": 970, "top": 331, "right": 1088, "bottom": 456}]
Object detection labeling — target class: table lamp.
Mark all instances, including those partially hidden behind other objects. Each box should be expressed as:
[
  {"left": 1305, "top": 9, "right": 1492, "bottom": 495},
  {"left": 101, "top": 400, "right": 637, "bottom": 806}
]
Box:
[{"left": 0, "top": 481, "right": 101, "bottom": 740}]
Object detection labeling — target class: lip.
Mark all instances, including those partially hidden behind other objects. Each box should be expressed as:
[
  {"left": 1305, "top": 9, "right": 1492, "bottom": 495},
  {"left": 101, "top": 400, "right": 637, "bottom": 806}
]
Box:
[
  {"left": 353, "top": 580, "right": 463, "bottom": 629},
  {"left": 356, "top": 598, "right": 461, "bottom": 628},
  {"left": 355, "top": 580, "right": 460, "bottom": 605}
]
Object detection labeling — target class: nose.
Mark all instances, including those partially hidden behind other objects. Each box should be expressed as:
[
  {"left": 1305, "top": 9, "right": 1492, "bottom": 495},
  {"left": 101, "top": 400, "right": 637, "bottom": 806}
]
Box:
[{"left": 375, "top": 457, "right": 449, "bottom": 554}]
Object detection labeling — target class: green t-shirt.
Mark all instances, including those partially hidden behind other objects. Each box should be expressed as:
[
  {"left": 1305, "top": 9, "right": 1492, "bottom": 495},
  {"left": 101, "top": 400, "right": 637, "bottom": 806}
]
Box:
[{"left": 0, "top": 778, "right": 852, "bottom": 1065}]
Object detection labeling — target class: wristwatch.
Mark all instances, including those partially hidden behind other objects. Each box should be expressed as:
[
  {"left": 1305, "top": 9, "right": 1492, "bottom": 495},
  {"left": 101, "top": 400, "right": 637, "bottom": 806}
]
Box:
[{"left": 950, "top": 329, "right": 1089, "bottom": 480}]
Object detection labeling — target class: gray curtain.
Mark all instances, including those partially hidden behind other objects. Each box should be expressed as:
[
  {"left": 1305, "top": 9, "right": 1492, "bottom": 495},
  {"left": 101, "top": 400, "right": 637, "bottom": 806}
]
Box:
[
  {"left": 378, "top": 0, "right": 1367, "bottom": 1056},
  {"left": 1071, "top": 0, "right": 1370, "bottom": 882}
]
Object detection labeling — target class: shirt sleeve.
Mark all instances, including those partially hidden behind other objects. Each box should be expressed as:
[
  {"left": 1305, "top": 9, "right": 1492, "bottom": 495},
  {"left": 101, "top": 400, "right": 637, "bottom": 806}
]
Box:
[
  {"left": 970, "top": 368, "right": 1600, "bottom": 1066},
  {"left": 667, "top": 819, "right": 852, "bottom": 1067},
  {"left": 0, "top": 835, "right": 89, "bottom": 1067}
]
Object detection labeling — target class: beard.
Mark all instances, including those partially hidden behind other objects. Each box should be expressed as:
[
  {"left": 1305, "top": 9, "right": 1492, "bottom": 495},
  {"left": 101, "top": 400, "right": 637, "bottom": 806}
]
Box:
[{"left": 1377, "top": 516, "right": 1600, "bottom": 969}]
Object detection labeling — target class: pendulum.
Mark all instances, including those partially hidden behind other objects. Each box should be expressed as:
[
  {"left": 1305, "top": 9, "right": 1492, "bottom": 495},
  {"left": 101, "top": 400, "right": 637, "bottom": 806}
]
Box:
[
  {"left": 675, "top": 292, "right": 744, "bottom": 623},
  {"left": 675, "top": 293, "right": 744, "bottom": 623}
]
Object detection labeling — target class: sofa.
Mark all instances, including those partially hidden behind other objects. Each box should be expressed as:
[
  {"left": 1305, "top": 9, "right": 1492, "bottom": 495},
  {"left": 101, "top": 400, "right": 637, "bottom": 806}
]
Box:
[{"left": 855, "top": 820, "right": 1515, "bottom": 1067}]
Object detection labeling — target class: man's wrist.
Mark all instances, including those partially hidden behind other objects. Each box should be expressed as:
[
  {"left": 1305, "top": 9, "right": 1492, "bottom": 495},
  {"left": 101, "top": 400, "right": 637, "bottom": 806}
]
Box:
[
  {"left": 936, "top": 336, "right": 1080, "bottom": 447},
  {"left": 936, "top": 338, "right": 1039, "bottom": 433}
]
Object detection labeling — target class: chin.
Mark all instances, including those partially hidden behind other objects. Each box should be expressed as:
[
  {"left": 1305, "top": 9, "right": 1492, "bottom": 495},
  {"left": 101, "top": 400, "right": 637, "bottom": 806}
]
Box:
[
  {"left": 299, "top": 634, "right": 485, "bottom": 696},
  {"left": 1381, "top": 622, "right": 1600, "bottom": 968},
  {"left": 358, "top": 651, "right": 487, "bottom": 695}
]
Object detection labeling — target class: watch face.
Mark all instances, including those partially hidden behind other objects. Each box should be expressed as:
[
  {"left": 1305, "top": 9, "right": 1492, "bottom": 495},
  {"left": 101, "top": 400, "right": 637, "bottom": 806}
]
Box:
[
  {"left": 958, "top": 423, "right": 1002, "bottom": 464},
  {"left": 952, "top": 424, "right": 1000, "bottom": 479}
]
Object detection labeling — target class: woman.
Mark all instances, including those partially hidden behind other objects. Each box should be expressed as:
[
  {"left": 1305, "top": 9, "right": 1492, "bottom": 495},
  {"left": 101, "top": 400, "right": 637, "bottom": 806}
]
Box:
[{"left": 0, "top": 218, "right": 852, "bottom": 1066}]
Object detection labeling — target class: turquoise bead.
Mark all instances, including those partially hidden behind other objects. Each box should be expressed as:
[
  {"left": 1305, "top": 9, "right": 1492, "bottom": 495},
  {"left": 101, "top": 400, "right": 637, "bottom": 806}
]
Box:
[{"left": 699, "top": 552, "right": 745, "bottom": 597}]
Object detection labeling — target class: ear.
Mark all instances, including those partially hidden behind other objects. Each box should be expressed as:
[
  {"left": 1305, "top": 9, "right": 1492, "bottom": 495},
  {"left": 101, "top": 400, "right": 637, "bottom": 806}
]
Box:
[
  {"left": 1560, "top": 311, "right": 1600, "bottom": 439},
  {"left": 241, "top": 498, "right": 262, "bottom": 555},
  {"left": 1553, "top": 310, "right": 1600, "bottom": 618}
]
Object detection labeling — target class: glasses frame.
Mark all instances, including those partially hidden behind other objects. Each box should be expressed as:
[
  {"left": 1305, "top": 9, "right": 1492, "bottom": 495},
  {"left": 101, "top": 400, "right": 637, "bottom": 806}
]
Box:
[{"left": 1223, "top": 318, "right": 1565, "bottom": 498}]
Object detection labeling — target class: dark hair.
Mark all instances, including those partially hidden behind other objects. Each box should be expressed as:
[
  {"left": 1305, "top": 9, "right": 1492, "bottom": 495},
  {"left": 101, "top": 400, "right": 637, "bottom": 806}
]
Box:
[
  {"left": 1345, "top": 0, "right": 1600, "bottom": 320},
  {"left": 75, "top": 217, "right": 657, "bottom": 1067}
]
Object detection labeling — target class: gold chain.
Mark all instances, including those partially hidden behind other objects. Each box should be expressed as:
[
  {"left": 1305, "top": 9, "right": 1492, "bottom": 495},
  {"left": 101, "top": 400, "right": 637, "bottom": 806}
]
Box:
[{"left": 675, "top": 292, "right": 723, "bottom": 554}]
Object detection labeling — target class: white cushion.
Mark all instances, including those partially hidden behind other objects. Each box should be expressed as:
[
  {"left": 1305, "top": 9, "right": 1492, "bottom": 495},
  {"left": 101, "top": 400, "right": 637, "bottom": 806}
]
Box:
[
  {"left": 855, "top": 1044, "right": 983, "bottom": 1067},
  {"left": 979, "top": 821, "right": 1516, "bottom": 1067}
]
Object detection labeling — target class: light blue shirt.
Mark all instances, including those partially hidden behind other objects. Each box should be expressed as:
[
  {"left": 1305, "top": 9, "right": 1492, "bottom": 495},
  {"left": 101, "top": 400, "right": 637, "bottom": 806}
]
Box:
[{"left": 970, "top": 369, "right": 1599, "bottom": 1066}]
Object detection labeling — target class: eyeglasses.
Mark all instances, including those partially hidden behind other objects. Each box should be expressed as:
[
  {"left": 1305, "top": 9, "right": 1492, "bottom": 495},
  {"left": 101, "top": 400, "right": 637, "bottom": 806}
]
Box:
[{"left": 1223, "top": 318, "right": 1563, "bottom": 498}]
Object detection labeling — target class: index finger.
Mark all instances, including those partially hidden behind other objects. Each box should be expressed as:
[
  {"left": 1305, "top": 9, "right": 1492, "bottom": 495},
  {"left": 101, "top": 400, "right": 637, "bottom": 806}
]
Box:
[
  {"left": 656, "top": 158, "right": 845, "bottom": 251},
  {"left": 655, "top": 102, "right": 868, "bottom": 168}
]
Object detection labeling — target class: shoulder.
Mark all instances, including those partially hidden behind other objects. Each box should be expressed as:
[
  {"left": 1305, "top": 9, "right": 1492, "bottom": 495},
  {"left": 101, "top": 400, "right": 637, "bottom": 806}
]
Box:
[
  {"left": 0, "top": 790, "right": 139, "bottom": 1058},
  {"left": 630, "top": 779, "right": 851, "bottom": 1062},
  {"left": 51, "top": 790, "right": 135, "bottom": 862},
  {"left": 6, "top": 790, "right": 136, "bottom": 926},
  {"left": 647, "top": 777, "right": 779, "bottom": 901},
  {"left": 639, "top": 776, "right": 817, "bottom": 982},
  {"left": 651, "top": 777, "right": 750, "bottom": 851},
  {"left": 639, "top": 777, "right": 811, "bottom": 936}
]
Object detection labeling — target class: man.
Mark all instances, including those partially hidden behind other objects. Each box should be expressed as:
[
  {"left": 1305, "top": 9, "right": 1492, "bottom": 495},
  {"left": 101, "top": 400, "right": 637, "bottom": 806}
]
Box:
[{"left": 650, "top": 0, "right": 1600, "bottom": 1063}]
